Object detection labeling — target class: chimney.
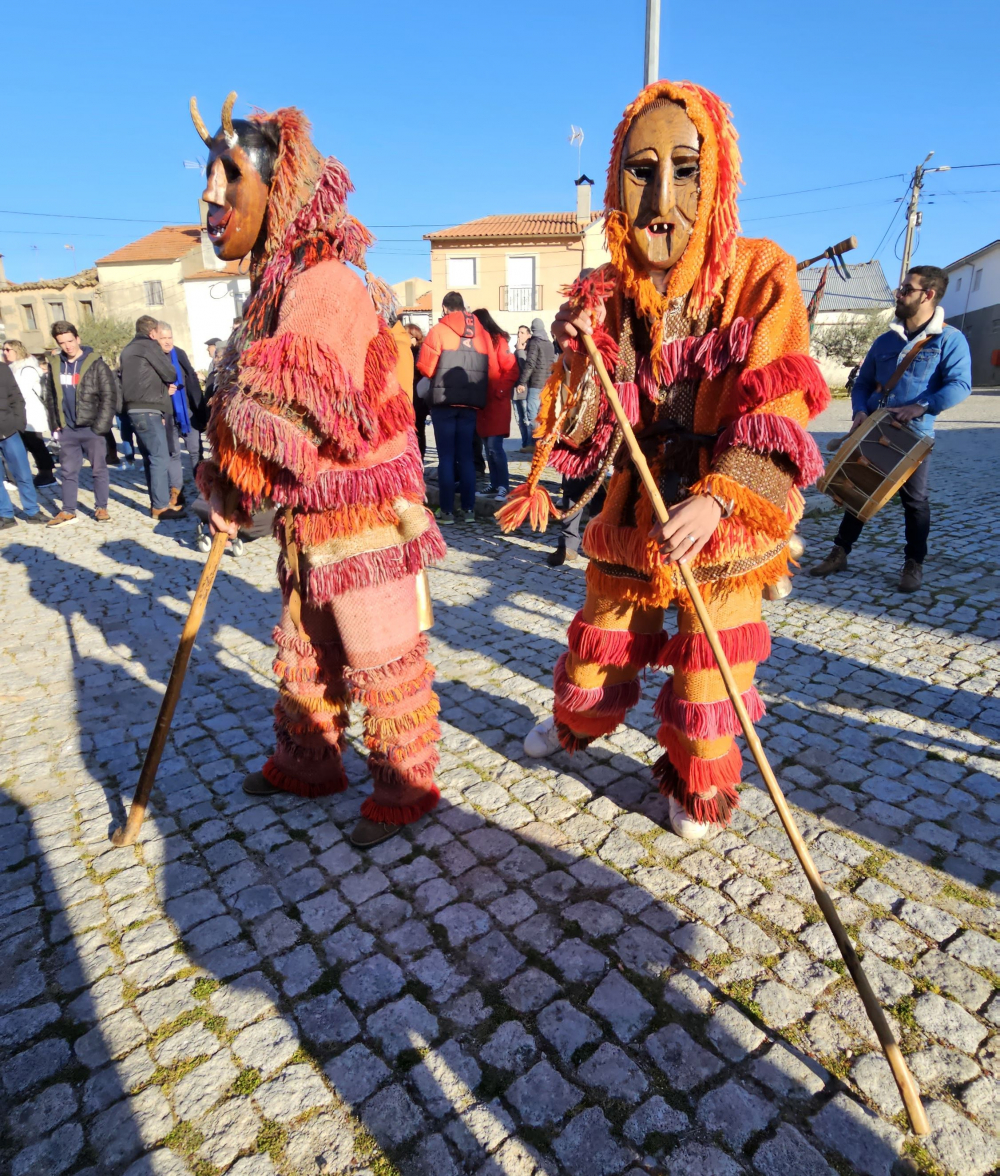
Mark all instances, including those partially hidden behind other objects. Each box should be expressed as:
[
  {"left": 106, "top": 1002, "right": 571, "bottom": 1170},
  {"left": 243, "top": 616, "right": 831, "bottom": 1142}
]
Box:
[
  {"left": 0, "top": 254, "right": 6, "bottom": 286},
  {"left": 575, "top": 175, "right": 594, "bottom": 226}
]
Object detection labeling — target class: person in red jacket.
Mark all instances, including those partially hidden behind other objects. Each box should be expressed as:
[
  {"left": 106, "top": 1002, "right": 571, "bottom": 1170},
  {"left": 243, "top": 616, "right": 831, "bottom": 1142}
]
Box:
[
  {"left": 473, "top": 308, "right": 519, "bottom": 499},
  {"left": 417, "top": 291, "right": 500, "bottom": 523}
]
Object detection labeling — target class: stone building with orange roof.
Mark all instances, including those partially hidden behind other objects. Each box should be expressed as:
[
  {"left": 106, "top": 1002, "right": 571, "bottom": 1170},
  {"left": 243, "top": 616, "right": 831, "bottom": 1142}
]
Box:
[
  {"left": 96, "top": 222, "right": 249, "bottom": 369},
  {"left": 424, "top": 177, "right": 610, "bottom": 335}
]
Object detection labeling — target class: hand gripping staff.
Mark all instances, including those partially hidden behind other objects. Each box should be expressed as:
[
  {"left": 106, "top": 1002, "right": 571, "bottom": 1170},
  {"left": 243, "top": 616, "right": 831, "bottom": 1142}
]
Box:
[
  {"left": 578, "top": 331, "right": 929, "bottom": 1136},
  {"left": 112, "top": 498, "right": 237, "bottom": 847}
]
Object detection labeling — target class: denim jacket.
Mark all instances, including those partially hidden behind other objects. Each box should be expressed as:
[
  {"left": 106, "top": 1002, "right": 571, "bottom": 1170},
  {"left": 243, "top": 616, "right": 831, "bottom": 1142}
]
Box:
[{"left": 850, "top": 306, "right": 972, "bottom": 437}]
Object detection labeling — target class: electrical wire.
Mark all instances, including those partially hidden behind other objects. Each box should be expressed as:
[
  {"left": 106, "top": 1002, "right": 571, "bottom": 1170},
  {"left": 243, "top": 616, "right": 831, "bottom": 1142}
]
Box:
[
  {"left": 868, "top": 177, "right": 912, "bottom": 262},
  {"left": 741, "top": 172, "right": 905, "bottom": 202}
]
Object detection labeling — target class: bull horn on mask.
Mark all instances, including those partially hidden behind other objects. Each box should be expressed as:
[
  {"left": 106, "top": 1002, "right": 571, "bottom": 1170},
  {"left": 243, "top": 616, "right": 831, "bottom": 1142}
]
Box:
[
  {"left": 221, "top": 91, "right": 238, "bottom": 147},
  {"left": 189, "top": 96, "right": 212, "bottom": 146}
]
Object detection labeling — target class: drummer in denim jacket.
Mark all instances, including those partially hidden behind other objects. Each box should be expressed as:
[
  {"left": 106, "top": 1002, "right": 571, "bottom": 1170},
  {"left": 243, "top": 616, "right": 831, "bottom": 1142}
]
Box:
[{"left": 810, "top": 265, "right": 971, "bottom": 593}]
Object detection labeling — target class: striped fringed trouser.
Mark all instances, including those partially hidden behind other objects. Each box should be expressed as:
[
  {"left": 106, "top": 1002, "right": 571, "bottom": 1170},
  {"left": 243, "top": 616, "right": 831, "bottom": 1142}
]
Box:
[
  {"left": 263, "top": 573, "right": 441, "bottom": 824},
  {"left": 554, "top": 585, "right": 769, "bottom": 826}
]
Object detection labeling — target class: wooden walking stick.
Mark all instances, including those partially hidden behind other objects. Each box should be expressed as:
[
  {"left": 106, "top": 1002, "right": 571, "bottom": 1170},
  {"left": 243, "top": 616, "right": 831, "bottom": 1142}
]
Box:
[
  {"left": 112, "top": 514, "right": 235, "bottom": 847},
  {"left": 579, "top": 332, "right": 929, "bottom": 1136}
]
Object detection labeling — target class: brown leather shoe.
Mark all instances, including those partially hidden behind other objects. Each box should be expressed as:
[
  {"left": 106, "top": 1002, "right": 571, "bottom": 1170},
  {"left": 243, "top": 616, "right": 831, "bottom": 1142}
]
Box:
[
  {"left": 242, "top": 771, "right": 282, "bottom": 797},
  {"left": 169, "top": 486, "right": 187, "bottom": 508},
  {"left": 95, "top": 508, "right": 111, "bottom": 522},
  {"left": 898, "top": 559, "right": 923, "bottom": 593},
  {"left": 151, "top": 505, "right": 185, "bottom": 520},
  {"left": 46, "top": 511, "right": 77, "bottom": 527},
  {"left": 809, "top": 545, "right": 848, "bottom": 577},
  {"left": 349, "top": 817, "right": 402, "bottom": 848}
]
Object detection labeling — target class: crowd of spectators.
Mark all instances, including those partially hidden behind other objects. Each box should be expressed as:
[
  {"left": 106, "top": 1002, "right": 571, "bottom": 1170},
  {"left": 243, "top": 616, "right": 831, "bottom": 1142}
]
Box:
[{"left": 411, "top": 291, "right": 553, "bottom": 524}]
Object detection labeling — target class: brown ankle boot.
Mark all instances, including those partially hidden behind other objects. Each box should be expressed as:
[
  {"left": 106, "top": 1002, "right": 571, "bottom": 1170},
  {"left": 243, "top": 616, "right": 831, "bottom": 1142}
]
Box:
[
  {"left": 809, "top": 545, "right": 848, "bottom": 577},
  {"left": 151, "top": 504, "right": 185, "bottom": 520},
  {"left": 169, "top": 486, "right": 186, "bottom": 508}
]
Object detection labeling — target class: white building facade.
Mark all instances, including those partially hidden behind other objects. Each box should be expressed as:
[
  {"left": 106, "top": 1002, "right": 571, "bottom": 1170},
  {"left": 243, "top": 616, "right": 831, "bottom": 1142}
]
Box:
[{"left": 941, "top": 240, "right": 1000, "bottom": 387}]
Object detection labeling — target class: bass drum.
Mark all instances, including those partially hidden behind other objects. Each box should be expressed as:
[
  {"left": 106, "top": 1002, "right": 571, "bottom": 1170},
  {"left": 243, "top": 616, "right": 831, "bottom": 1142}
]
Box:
[{"left": 817, "top": 408, "right": 932, "bottom": 523}]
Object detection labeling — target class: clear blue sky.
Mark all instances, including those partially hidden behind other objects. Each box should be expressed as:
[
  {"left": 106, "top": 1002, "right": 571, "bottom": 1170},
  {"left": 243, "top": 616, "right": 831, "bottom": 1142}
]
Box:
[{"left": 3, "top": 0, "right": 997, "bottom": 289}]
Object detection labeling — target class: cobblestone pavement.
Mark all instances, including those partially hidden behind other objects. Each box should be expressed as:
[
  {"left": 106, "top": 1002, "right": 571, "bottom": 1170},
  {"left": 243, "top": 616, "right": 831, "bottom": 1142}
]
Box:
[{"left": 1, "top": 396, "right": 999, "bottom": 1176}]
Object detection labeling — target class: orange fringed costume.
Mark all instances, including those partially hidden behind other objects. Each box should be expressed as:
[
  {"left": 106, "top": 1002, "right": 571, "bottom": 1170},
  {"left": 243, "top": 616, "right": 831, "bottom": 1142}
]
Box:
[
  {"left": 197, "top": 108, "right": 446, "bottom": 823},
  {"left": 499, "top": 80, "right": 829, "bottom": 826}
]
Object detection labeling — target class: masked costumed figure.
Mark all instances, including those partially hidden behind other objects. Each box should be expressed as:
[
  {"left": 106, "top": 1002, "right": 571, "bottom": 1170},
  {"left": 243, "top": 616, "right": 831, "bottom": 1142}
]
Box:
[
  {"left": 192, "top": 93, "right": 446, "bottom": 847},
  {"left": 500, "top": 80, "right": 828, "bottom": 839}
]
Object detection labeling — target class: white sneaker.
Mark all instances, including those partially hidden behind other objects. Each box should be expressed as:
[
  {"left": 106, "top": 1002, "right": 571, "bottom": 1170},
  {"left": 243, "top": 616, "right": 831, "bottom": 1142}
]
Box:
[
  {"left": 524, "top": 716, "right": 561, "bottom": 758},
  {"left": 668, "top": 795, "right": 710, "bottom": 840}
]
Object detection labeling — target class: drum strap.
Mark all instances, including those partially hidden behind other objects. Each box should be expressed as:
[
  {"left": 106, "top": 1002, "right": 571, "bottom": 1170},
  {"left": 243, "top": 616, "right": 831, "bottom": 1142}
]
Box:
[{"left": 876, "top": 336, "right": 932, "bottom": 404}]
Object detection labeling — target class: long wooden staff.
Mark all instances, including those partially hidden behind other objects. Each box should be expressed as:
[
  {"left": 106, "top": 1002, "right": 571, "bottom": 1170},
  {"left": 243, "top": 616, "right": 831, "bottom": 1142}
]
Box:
[
  {"left": 112, "top": 519, "right": 233, "bottom": 847},
  {"left": 579, "top": 332, "right": 929, "bottom": 1136}
]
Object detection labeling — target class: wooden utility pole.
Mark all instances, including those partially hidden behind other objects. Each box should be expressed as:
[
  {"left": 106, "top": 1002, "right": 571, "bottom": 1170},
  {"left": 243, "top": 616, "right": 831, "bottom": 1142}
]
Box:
[
  {"left": 899, "top": 153, "right": 933, "bottom": 286},
  {"left": 644, "top": 0, "right": 661, "bottom": 86}
]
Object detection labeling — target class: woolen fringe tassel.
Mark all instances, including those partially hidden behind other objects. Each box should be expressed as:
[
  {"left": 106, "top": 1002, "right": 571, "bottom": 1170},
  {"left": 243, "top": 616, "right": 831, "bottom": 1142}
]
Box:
[
  {"left": 282, "top": 528, "right": 446, "bottom": 601},
  {"left": 554, "top": 719, "right": 598, "bottom": 752},
  {"left": 360, "top": 785, "right": 441, "bottom": 826},
  {"left": 567, "top": 611, "right": 666, "bottom": 668},
  {"left": 262, "top": 757, "right": 348, "bottom": 798},
  {"left": 714, "top": 412, "right": 825, "bottom": 487},
  {"left": 653, "top": 750, "right": 739, "bottom": 826},
  {"left": 658, "top": 725, "right": 744, "bottom": 786},
  {"left": 269, "top": 436, "right": 425, "bottom": 512},
  {"left": 654, "top": 682, "right": 766, "bottom": 741},
  {"left": 554, "top": 706, "right": 624, "bottom": 742},
  {"left": 736, "top": 352, "right": 830, "bottom": 418},
  {"left": 553, "top": 653, "right": 642, "bottom": 716},
  {"left": 348, "top": 636, "right": 430, "bottom": 693},
  {"left": 659, "top": 621, "right": 771, "bottom": 671}
]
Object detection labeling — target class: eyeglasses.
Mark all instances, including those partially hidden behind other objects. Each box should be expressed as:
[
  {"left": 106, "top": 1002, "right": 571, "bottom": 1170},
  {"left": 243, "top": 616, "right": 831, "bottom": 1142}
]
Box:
[{"left": 896, "top": 285, "right": 926, "bottom": 297}]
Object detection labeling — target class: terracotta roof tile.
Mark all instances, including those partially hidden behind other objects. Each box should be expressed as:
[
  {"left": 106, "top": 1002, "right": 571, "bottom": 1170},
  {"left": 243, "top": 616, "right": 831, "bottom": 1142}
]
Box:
[
  {"left": 426, "top": 212, "right": 603, "bottom": 241},
  {"left": 2, "top": 268, "right": 99, "bottom": 292},
  {"left": 184, "top": 262, "right": 245, "bottom": 281},
  {"left": 97, "top": 226, "right": 201, "bottom": 265}
]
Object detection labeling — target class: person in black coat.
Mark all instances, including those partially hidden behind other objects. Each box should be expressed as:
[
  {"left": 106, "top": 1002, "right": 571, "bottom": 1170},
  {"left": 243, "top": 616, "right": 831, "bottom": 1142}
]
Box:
[
  {"left": 514, "top": 317, "right": 554, "bottom": 452},
  {"left": 43, "top": 319, "right": 119, "bottom": 526},
  {"left": 0, "top": 361, "right": 45, "bottom": 526},
  {"left": 119, "top": 315, "right": 185, "bottom": 518}
]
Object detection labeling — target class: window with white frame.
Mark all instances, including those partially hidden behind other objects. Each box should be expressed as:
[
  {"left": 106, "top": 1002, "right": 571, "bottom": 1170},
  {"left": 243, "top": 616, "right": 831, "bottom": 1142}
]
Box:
[
  {"left": 47, "top": 302, "right": 65, "bottom": 322},
  {"left": 446, "top": 256, "right": 477, "bottom": 288},
  {"left": 144, "top": 280, "right": 164, "bottom": 306},
  {"left": 955, "top": 276, "right": 962, "bottom": 292},
  {"left": 973, "top": 268, "right": 983, "bottom": 292}
]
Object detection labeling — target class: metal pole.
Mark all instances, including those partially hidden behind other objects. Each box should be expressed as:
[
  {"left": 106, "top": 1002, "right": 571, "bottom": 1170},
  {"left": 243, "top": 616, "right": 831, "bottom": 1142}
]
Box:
[
  {"left": 644, "top": 0, "right": 661, "bottom": 87},
  {"left": 899, "top": 152, "right": 933, "bottom": 286}
]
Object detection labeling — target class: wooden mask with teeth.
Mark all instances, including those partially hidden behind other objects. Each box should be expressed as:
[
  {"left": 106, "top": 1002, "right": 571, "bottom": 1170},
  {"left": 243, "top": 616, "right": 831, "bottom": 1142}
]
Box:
[{"left": 620, "top": 99, "right": 701, "bottom": 280}]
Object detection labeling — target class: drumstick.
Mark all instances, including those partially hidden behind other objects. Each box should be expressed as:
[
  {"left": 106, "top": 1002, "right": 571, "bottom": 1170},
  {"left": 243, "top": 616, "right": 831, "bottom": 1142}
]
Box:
[{"left": 579, "top": 332, "right": 930, "bottom": 1136}]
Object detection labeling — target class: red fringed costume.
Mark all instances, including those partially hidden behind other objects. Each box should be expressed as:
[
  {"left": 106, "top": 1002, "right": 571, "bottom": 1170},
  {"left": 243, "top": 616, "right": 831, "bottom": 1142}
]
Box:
[
  {"left": 499, "top": 81, "right": 829, "bottom": 826},
  {"left": 197, "top": 109, "right": 446, "bottom": 823}
]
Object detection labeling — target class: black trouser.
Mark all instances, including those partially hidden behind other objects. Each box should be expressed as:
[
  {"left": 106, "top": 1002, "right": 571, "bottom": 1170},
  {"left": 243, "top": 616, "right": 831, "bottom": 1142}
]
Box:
[
  {"left": 559, "top": 476, "right": 607, "bottom": 554},
  {"left": 835, "top": 454, "right": 931, "bottom": 563},
  {"left": 20, "top": 431, "right": 54, "bottom": 474},
  {"left": 413, "top": 394, "right": 429, "bottom": 458}
]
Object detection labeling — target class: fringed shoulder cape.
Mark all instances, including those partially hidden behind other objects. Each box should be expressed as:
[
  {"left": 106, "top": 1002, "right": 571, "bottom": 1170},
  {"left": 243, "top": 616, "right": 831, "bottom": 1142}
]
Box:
[
  {"left": 501, "top": 237, "right": 829, "bottom": 607},
  {"left": 197, "top": 259, "right": 445, "bottom": 606}
]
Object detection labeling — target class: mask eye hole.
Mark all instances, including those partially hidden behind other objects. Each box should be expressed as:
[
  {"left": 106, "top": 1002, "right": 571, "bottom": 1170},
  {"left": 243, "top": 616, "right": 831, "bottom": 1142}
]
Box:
[
  {"left": 625, "top": 163, "right": 656, "bottom": 184},
  {"left": 674, "top": 163, "right": 699, "bottom": 181},
  {"left": 223, "top": 158, "right": 241, "bottom": 184}
]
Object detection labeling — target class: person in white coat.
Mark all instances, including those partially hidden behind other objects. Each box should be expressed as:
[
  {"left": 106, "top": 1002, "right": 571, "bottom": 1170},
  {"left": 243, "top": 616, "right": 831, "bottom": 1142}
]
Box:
[{"left": 2, "top": 340, "right": 56, "bottom": 485}]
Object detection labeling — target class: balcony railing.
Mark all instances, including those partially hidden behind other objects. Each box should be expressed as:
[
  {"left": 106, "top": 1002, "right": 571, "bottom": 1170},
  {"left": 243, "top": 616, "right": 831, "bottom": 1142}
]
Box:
[{"left": 500, "top": 285, "right": 541, "bottom": 312}]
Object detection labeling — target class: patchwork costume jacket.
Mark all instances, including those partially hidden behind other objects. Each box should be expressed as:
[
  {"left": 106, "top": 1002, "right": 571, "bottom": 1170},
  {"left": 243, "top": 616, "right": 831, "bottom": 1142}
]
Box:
[
  {"left": 198, "top": 109, "right": 446, "bottom": 823},
  {"left": 501, "top": 81, "right": 829, "bottom": 825}
]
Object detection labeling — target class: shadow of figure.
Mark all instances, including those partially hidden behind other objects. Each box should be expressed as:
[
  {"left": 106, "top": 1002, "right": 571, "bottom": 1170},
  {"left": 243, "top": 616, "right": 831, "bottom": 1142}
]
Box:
[{"left": 0, "top": 521, "right": 984, "bottom": 1175}]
